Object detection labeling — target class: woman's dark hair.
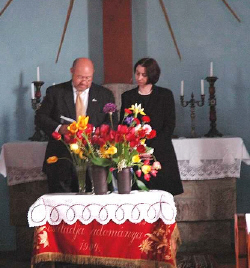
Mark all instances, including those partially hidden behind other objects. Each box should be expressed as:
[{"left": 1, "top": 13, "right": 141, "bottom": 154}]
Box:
[{"left": 134, "top": 58, "right": 161, "bottom": 85}]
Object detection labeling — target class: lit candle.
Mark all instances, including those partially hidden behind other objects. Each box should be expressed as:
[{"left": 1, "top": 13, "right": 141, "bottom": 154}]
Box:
[
  {"left": 180, "top": 80, "right": 184, "bottom": 96},
  {"left": 31, "top": 83, "right": 35, "bottom": 99},
  {"left": 37, "top": 66, "right": 40, "bottom": 81},
  {"left": 210, "top": 62, "right": 213, "bottom": 77},
  {"left": 201, "top": 79, "right": 204, "bottom": 95}
]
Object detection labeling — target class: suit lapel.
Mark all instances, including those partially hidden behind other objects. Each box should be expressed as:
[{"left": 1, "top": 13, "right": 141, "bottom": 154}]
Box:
[
  {"left": 63, "top": 82, "right": 76, "bottom": 120},
  {"left": 86, "top": 84, "right": 98, "bottom": 118}
]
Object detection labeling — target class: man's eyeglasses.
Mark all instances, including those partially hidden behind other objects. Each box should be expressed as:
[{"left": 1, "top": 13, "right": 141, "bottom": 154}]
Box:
[{"left": 75, "top": 75, "right": 93, "bottom": 81}]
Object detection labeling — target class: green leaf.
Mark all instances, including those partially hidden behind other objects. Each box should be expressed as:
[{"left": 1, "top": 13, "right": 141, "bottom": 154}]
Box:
[
  {"left": 91, "top": 157, "right": 111, "bottom": 167},
  {"left": 136, "top": 180, "right": 149, "bottom": 191},
  {"left": 107, "top": 171, "right": 113, "bottom": 184}
]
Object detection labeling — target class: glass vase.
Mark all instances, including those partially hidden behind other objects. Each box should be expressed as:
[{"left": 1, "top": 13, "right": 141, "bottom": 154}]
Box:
[{"left": 76, "top": 164, "right": 87, "bottom": 193}]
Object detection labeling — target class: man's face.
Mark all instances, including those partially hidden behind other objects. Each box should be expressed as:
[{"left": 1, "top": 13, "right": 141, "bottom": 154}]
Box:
[{"left": 71, "top": 63, "right": 94, "bottom": 91}]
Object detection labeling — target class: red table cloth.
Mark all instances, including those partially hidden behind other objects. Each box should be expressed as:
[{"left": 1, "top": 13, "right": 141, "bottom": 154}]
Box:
[
  {"left": 32, "top": 219, "right": 180, "bottom": 268},
  {"left": 28, "top": 191, "right": 180, "bottom": 268}
]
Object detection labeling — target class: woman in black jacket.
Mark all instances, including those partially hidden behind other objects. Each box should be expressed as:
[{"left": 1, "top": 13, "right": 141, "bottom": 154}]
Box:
[{"left": 120, "top": 58, "right": 183, "bottom": 196}]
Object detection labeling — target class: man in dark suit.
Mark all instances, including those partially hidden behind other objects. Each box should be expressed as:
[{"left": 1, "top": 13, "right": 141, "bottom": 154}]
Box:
[{"left": 35, "top": 57, "right": 118, "bottom": 193}]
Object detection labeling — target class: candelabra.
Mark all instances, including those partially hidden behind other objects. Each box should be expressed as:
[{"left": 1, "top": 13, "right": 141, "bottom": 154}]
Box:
[
  {"left": 204, "top": 76, "right": 223, "bottom": 137},
  {"left": 180, "top": 92, "right": 205, "bottom": 138},
  {"left": 29, "top": 81, "right": 48, "bottom": 141},
  {"left": 31, "top": 81, "right": 44, "bottom": 110}
]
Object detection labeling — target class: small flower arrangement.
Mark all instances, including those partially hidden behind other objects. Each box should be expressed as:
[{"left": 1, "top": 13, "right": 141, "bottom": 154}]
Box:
[{"left": 47, "top": 103, "right": 161, "bottom": 191}]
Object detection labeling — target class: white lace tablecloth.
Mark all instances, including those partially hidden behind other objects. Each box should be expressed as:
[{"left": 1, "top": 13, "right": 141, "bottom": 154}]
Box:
[
  {"left": 0, "top": 141, "right": 47, "bottom": 185},
  {"left": 172, "top": 137, "right": 250, "bottom": 180},
  {"left": 1, "top": 137, "right": 250, "bottom": 185},
  {"left": 27, "top": 190, "right": 176, "bottom": 227}
]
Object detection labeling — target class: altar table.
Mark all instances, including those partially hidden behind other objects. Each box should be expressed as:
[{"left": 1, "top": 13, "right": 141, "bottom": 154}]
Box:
[
  {"left": 1, "top": 137, "right": 250, "bottom": 185},
  {"left": 28, "top": 190, "right": 180, "bottom": 268},
  {"left": 1, "top": 137, "right": 250, "bottom": 256}
]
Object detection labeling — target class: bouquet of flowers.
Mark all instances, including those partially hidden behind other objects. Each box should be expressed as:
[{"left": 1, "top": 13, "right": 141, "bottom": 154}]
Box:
[{"left": 47, "top": 103, "right": 161, "bottom": 191}]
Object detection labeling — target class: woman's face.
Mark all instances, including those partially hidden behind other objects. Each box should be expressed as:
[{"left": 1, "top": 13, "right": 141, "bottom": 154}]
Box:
[{"left": 135, "top": 65, "right": 148, "bottom": 86}]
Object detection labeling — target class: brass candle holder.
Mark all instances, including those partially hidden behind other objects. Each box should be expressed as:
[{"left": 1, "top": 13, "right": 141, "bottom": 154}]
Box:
[
  {"left": 180, "top": 92, "right": 205, "bottom": 138},
  {"left": 204, "top": 76, "right": 223, "bottom": 137}
]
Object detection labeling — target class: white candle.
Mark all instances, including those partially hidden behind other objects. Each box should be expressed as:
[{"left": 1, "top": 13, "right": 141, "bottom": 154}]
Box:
[
  {"left": 210, "top": 62, "right": 213, "bottom": 77},
  {"left": 180, "top": 80, "right": 184, "bottom": 96},
  {"left": 201, "top": 79, "right": 204, "bottom": 95},
  {"left": 31, "top": 83, "right": 35, "bottom": 99},
  {"left": 37, "top": 66, "right": 40, "bottom": 81}
]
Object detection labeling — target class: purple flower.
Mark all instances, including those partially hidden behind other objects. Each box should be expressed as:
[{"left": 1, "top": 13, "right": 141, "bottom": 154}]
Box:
[
  {"left": 124, "top": 116, "right": 133, "bottom": 125},
  {"left": 103, "top": 103, "right": 117, "bottom": 114}
]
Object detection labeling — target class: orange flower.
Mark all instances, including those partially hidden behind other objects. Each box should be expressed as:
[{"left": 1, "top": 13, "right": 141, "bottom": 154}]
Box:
[
  {"left": 47, "top": 156, "right": 58, "bottom": 164},
  {"left": 67, "top": 121, "right": 78, "bottom": 134}
]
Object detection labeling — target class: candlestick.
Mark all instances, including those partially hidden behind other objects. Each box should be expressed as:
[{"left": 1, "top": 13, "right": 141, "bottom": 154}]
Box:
[
  {"left": 180, "top": 80, "right": 184, "bottom": 96},
  {"left": 31, "top": 83, "right": 35, "bottom": 99},
  {"left": 37, "top": 66, "right": 40, "bottom": 81},
  {"left": 204, "top": 76, "right": 223, "bottom": 137},
  {"left": 201, "top": 79, "right": 204, "bottom": 95},
  {"left": 210, "top": 62, "right": 213, "bottom": 77},
  {"left": 29, "top": 80, "right": 48, "bottom": 141},
  {"left": 180, "top": 91, "right": 205, "bottom": 138}
]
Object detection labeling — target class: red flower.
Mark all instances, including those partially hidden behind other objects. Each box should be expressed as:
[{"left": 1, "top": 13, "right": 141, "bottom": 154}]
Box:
[
  {"left": 147, "top": 129, "right": 156, "bottom": 139},
  {"left": 136, "top": 170, "right": 142, "bottom": 177},
  {"left": 137, "top": 145, "right": 146, "bottom": 153},
  {"left": 124, "top": 108, "right": 132, "bottom": 114},
  {"left": 100, "top": 124, "right": 110, "bottom": 136},
  {"left": 144, "top": 173, "right": 151, "bottom": 181},
  {"left": 133, "top": 118, "right": 140, "bottom": 125},
  {"left": 52, "top": 132, "right": 61, "bottom": 140},
  {"left": 85, "top": 124, "right": 94, "bottom": 134},
  {"left": 150, "top": 169, "right": 158, "bottom": 177},
  {"left": 76, "top": 130, "right": 83, "bottom": 139},
  {"left": 138, "top": 129, "right": 146, "bottom": 138},
  {"left": 117, "top": 124, "right": 129, "bottom": 134},
  {"left": 142, "top": 116, "right": 151, "bottom": 123}
]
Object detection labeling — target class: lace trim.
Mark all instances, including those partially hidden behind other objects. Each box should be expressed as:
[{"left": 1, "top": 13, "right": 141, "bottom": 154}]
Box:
[{"left": 178, "top": 159, "right": 241, "bottom": 180}]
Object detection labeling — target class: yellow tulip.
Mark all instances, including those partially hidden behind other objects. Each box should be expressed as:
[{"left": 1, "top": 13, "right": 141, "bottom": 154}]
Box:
[
  {"left": 105, "top": 146, "right": 117, "bottom": 155},
  {"left": 141, "top": 164, "right": 151, "bottom": 174},
  {"left": 132, "top": 155, "right": 141, "bottom": 163},
  {"left": 78, "top": 116, "right": 89, "bottom": 130}
]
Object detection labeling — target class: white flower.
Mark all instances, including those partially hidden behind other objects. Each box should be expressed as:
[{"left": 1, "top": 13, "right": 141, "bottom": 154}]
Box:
[{"left": 142, "top": 124, "right": 152, "bottom": 134}]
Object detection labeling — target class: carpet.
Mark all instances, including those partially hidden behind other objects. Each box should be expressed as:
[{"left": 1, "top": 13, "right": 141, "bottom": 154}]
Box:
[{"left": 176, "top": 254, "right": 218, "bottom": 268}]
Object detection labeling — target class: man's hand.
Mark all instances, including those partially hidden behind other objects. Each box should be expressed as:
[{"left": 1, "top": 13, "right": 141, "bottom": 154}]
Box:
[
  {"left": 58, "top": 124, "right": 69, "bottom": 135},
  {"left": 139, "top": 153, "right": 153, "bottom": 161}
]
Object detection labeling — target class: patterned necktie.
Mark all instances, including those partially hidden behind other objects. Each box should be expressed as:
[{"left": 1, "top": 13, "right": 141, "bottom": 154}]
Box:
[{"left": 76, "top": 91, "right": 85, "bottom": 120}]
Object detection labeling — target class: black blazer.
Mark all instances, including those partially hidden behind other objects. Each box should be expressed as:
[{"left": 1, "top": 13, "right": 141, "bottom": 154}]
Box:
[
  {"left": 36, "top": 80, "right": 117, "bottom": 137},
  {"left": 120, "top": 85, "right": 183, "bottom": 196},
  {"left": 35, "top": 80, "right": 118, "bottom": 172}
]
